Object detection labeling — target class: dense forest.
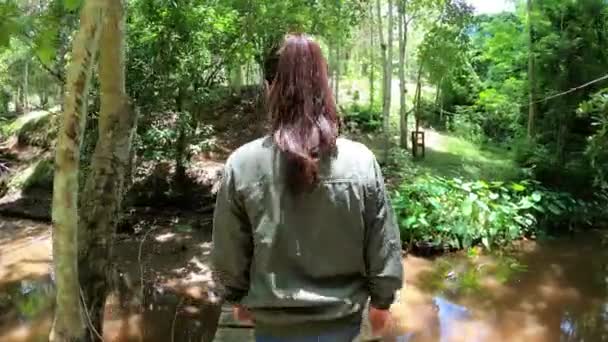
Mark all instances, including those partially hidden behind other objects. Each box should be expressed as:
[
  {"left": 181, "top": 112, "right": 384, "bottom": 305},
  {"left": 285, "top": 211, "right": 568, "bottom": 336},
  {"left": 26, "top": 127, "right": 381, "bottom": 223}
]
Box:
[{"left": 0, "top": 0, "right": 607, "bottom": 341}]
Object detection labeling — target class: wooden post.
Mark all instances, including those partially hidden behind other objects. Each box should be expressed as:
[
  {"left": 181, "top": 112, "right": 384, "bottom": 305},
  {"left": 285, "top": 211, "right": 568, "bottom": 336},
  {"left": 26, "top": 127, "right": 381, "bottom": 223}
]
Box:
[{"left": 411, "top": 131, "right": 425, "bottom": 159}]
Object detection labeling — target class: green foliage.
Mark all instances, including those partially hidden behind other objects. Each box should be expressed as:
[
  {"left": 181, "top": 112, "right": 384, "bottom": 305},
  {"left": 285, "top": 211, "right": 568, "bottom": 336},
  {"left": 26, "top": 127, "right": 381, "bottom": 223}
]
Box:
[
  {"left": 0, "top": 1, "right": 22, "bottom": 50},
  {"left": 392, "top": 174, "right": 592, "bottom": 251},
  {"left": 436, "top": 0, "right": 608, "bottom": 196},
  {"left": 63, "top": 0, "right": 82, "bottom": 11},
  {"left": 342, "top": 102, "right": 382, "bottom": 133},
  {"left": 578, "top": 89, "right": 608, "bottom": 190},
  {"left": 9, "top": 158, "right": 54, "bottom": 192}
]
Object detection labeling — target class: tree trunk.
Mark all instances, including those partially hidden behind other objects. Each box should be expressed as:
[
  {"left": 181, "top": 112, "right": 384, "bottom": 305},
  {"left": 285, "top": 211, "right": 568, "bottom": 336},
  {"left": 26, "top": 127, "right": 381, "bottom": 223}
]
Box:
[
  {"left": 175, "top": 87, "right": 187, "bottom": 185},
  {"left": 41, "top": 90, "right": 49, "bottom": 108},
  {"left": 335, "top": 43, "right": 341, "bottom": 106},
  {"left": 526, "top": 0, "right": 536, "bottom": 140},
  {"left": 15, "top": 87, "right": 23, "bottom": 114},
  {"left": 382, "top": 0, "right": 394, "bottom": 161},
  {"left": 376, "top": 0, "right": 388, "bottom": 161},
  {"left": 368, "top": 0, "right": 376, "bottom": 109},
  {"left": 376, "top": 0, "right": 386, "bottom": 99},
  {"left": 329, "top": 46, "right": 335, "bottom": 95},
  {"left": 24, "top": 59, "right": 29, "bottom": 112},
  {"left": 398, "top": 0, "right": 408, "bottom": 149},
  {"left": 414, "top": 65, "right": 422, "bottom": 133},
  {"left": 78, "top": 0, "right": 137, "bottom": 340},
  {"left": 436, "top": 77, "right": 444, "bottom": 126},
  {"left": 230, "top": 65, "right": 243, "bottom": 93},
  {"left": 50, "top": 0, "right": 105, "bottom": 341}
]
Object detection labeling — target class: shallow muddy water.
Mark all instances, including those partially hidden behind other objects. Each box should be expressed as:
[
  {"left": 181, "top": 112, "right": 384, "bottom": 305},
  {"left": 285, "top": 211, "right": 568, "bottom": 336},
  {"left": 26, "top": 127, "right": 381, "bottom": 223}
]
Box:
[
  {"left": 387, "top": 234, "right": 608, "bottom": 342},
  {"left": 1, "top": 217, "right": 607, "bottom": 341}
]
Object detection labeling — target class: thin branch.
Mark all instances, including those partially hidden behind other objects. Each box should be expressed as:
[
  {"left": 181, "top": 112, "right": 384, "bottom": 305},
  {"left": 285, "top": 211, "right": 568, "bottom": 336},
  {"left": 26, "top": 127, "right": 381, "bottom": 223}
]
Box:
[
  {"left": 170, "top": 297, "right": 185, "bottom": 342},
  {"left": 79, "top": 286, "right": 105, "bottom": 341}
]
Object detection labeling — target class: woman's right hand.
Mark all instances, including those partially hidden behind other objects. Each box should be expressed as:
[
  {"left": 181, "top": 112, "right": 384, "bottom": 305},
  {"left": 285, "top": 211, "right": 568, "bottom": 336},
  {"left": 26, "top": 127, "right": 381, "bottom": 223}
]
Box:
[{"left": 369, "top": 306, "right": 391, "bottom": 335}]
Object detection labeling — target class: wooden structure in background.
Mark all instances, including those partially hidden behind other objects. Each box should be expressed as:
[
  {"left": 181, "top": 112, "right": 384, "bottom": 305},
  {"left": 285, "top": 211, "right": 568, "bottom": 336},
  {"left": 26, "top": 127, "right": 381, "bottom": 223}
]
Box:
[{"left": 411, "top": 131, "right": 425, "bottom": 158}]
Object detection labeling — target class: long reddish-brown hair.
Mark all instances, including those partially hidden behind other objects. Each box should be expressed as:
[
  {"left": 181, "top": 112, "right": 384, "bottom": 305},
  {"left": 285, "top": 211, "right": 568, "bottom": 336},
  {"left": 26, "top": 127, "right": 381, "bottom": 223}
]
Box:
[{"left": 268, "top": 34, "right": 339, "bottom": 192}]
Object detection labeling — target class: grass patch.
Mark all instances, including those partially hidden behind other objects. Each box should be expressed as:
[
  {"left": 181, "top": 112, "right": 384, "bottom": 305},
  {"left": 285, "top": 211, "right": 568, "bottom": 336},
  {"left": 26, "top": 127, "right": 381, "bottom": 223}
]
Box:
[{"left": 418, "top": 131, "right": 521, "bottom": 181}]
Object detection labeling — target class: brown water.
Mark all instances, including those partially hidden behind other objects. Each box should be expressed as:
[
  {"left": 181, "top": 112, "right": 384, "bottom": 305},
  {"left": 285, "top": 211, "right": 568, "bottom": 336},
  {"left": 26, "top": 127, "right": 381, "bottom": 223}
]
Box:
[
  {"left": 386, "top": 234, "right": 608, "bottom": 342},
  {"left": 1, "top": 217, "right": 608, "bottom": 341}
]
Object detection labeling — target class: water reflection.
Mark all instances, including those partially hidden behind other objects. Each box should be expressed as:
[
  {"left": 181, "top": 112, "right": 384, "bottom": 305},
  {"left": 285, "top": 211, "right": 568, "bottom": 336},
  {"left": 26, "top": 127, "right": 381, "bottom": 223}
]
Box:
[
  {"left": 0, "top": 277, "right": 54, "bottom": 342},
  {"left": 392, "top": 234, "right": 608, "bottom": 342},
  {"left": 0, "top": 277, "right": 54, "bottom": 320},
  {"left": 3, "top": 232, "right": 608, "bottom": 341}
]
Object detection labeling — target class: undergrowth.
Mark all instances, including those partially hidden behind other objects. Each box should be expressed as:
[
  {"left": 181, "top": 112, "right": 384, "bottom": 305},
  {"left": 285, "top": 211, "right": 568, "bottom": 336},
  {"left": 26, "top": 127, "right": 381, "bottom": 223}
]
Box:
[{"left": 384, "top": 148, "right": 606, "bottom": 252}]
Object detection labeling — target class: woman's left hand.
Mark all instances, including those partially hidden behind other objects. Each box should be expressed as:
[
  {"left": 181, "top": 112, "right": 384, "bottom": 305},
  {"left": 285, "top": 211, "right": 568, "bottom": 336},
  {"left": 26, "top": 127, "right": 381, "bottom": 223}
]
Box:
[{"left": 233, "top": 305, "right": 254, "bottom": 325}]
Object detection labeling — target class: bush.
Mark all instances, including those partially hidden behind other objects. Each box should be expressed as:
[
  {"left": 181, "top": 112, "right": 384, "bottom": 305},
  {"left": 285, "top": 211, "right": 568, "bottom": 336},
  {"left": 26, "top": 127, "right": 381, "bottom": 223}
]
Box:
[
  {"left": 341, "top": 102, "right": 382, "bottom": 133},
  {"left": 392, "top": 174, "right": 592, "bottom": 252},
  {"left": 579, "top": 89, "right": 608, "bottom": 190},
  {"left": 449, "top": 106, "right": 484, "bottom": 144}
]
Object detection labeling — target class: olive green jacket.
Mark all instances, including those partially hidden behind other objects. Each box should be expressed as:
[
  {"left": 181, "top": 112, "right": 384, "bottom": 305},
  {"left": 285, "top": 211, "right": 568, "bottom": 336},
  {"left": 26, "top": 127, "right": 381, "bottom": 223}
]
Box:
[{"left": 212, "top": 137, "right": 403, "bottom": 336}]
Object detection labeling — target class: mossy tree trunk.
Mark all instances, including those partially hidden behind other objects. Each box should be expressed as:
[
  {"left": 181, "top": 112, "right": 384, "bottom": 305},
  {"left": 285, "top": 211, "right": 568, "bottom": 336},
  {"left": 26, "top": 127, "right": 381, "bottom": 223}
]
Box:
[
  {"left": 78, "top": 0, "right": 138, "bottom": 340},
  {"left": 50, "top": 0, "right": 105, "bottom": 341}
]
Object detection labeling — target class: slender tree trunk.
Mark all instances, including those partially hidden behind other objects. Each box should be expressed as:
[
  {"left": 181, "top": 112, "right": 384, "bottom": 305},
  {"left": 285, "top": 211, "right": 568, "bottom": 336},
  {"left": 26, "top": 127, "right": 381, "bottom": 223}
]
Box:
[
  {"left": 24, "top": 59, "right": 29, "bottom": 112},
  {"left": 41, "top": 90, "right": 49, "bottom": 108},
  {"left": 329, "top": 46, "right": 335, "bottom": 95},
  {"left": 15, "top": 87, "right": 23, "bottom": 114},
  {"left": 398, "top": 0, "right": 408, "bottom": 149},
  {"left": 50, "top": 0, "right": 105, "bottom": 341},
  {"left": 414, "top": 65, "right": 422, "bottom": 133},
  {"left": 527, "top": 0, "right": 536, "bottom": 140},
  {"left": 436, "top": 77, "right": 444, "bottom": 126},
  {"left": 368, "top": 1, "right": 376, "bottom": 108},
  {"left": 335, "top": 43, "right": 341, "bottom": 106},
  {"left": 78, "top": 0, "right": 137, "bottom": 340},
  {"left": 382, "top": 0, "right": 394, "bottom": 161},
  {"left": 235, "top": 66, "right": 243, "bottom": 93},
  {"left": 434, "top": 80, "right": 441, "bottom": 106},
  {"left": 376, "top": 0, "right": 386, "bottom": 102},
  {"left": 175, "top": 87, "right": 188, "bottom": 185},
  {"left": 229, "top": 65, "right": 243, "bottom": 93},
  {"left": 376, "top": 0, "right": 390, "bottom": 161}
]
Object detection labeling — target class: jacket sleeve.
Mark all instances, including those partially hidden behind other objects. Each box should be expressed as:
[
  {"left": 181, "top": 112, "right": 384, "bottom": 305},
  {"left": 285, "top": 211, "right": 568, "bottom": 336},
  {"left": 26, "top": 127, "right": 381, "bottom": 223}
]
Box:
[
  {"left": 212, "top": 161, "right": 253, "bottom": 303},
  {"left": 364, "top": 158, "right": 404, "bottom": 310}
]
